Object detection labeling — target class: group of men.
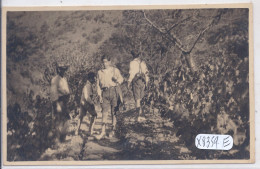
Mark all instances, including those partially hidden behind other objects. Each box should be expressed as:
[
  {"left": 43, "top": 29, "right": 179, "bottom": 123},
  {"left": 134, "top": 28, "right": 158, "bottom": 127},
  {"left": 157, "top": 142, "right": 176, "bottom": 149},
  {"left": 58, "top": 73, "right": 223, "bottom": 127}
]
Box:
[{"left": 50, "top": 51, "right": 149, "bottom": 142}]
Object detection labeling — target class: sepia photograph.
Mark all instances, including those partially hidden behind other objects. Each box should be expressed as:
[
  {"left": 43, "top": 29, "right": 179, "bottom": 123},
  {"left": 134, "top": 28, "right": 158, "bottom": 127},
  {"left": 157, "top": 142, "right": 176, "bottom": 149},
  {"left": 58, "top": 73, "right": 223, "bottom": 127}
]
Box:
[{"left": 2, "top": 4, "right": 254, "bottom": 165}]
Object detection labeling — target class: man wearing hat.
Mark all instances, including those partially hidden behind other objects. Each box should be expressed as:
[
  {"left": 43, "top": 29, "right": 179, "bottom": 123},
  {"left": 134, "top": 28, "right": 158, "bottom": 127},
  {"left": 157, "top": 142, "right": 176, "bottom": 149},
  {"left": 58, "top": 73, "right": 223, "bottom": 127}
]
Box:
[
  {"left": 95, "top": 55, "right": 124, "bottom": 140},
  {"left": 128, "top": 50, "right": 149, "bottom": 122},
  {"left": 50, "top": 62, "right": 71, "bottom": 143}
]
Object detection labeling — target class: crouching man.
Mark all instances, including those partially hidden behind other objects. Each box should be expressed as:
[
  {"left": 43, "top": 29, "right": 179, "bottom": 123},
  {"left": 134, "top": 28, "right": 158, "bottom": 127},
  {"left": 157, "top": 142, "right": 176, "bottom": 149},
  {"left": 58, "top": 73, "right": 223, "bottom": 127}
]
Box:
[{"left": 75, "top": 72, "right": 97, "bottom": 136}]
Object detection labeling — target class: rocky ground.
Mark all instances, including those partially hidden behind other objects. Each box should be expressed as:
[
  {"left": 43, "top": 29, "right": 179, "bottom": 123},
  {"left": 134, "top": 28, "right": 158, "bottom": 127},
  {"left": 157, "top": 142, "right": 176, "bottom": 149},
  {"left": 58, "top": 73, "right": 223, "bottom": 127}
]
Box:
[{"left": 39, "top": 100, "right": 192, "bottom": 161}]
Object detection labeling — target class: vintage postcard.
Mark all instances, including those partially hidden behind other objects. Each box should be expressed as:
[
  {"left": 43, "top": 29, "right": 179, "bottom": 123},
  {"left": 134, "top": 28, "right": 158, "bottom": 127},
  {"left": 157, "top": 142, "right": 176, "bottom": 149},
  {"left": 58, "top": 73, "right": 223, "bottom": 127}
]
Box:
[{"left": 2, "top": 3, "right": 254, "bottom": 165}]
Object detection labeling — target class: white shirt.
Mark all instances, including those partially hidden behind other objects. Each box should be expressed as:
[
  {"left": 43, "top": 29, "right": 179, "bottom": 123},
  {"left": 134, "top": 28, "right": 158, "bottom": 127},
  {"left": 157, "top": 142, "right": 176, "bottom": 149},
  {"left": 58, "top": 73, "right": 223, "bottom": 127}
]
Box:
[
  {"left": 128, "top": 58, "right": 149, "bottom": 83},
  {"left": 81, "top": 81, "right": 93, "bottom": 104},
  {"left": 97, "top": 66, "right": 123, "bottom": 97},
  {"left": 50, "top": 75, "right": 70, "bottom": 101}
]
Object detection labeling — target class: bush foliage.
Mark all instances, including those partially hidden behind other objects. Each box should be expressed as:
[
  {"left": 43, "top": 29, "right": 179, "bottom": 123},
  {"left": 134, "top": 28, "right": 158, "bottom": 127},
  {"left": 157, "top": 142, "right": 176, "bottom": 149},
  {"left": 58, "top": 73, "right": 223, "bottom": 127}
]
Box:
[{"left": 7, "top": 9, "right": 249, "bottom": 160}]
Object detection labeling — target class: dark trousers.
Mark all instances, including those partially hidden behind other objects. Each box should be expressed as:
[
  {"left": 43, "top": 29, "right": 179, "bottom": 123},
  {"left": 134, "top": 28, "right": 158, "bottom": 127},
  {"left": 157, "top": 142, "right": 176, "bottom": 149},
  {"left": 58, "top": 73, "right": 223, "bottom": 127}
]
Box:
[{"left": 52, "top": 95, "right": 70, "bottom": 142}]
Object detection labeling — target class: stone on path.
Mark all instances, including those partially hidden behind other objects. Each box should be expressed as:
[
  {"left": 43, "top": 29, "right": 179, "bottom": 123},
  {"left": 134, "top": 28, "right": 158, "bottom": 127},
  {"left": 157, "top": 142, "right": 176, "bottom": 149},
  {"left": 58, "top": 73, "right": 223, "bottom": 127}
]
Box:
[
  {"left": 39, "top": 135, "right": 83, "bottom": 160},
  {"left": 82, "top": 141, "right": 120, "bottom": 160}
]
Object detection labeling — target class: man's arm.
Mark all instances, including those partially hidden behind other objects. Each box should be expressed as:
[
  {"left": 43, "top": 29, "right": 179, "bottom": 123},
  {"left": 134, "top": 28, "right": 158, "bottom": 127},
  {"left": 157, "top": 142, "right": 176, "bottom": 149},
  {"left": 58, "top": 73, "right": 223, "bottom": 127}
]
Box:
[
  {"left": 96, "top": 71, "right": 103, "bottom": 102},
  {"left": 82, "top": 84, "right": 92, "bottom": 104},
  {"left": 128, "top": 61, "right": 135, "bottom": 84},
  {"left": 142, "top": 62, "right": 149, "bottom": 86},
  {"left": 114, "top": 68, "right": 124, "bottom": 84}
]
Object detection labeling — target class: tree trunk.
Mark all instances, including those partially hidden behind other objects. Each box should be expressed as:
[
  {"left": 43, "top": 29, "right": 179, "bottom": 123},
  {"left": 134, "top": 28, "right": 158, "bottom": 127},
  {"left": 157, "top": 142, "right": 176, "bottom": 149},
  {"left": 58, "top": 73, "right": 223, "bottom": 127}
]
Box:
[{"left": 183, "top": 52, "right": 197, "bottom": 73}]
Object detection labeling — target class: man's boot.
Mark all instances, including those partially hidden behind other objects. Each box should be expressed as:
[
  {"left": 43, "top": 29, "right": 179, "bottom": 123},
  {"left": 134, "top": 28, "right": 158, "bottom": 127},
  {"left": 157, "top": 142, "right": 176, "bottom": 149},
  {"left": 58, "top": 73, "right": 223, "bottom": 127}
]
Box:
[{"left": 95, "top": 124, "right": 106, "bottom": 140}]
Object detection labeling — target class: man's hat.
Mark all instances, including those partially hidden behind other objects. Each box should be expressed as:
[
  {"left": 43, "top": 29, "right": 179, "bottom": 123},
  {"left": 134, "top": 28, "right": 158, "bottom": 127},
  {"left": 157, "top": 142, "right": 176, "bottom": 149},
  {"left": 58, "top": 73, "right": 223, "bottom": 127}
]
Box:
[{"left": 57, "top": 62, "right": 69, "bottom": 70}]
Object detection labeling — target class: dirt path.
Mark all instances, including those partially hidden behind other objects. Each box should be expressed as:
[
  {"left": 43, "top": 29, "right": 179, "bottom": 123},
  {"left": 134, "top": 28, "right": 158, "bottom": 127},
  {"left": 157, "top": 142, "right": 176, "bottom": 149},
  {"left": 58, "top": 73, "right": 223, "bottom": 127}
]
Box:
[{"left": 39, "top": 101, "right": 191, "bottom": 161}]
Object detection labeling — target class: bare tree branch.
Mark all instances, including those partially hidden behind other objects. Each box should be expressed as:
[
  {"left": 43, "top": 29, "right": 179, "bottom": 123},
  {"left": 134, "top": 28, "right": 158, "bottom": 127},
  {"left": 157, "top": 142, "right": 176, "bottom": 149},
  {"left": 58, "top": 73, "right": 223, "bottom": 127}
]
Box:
[
  {"left": 142, "top": 10, "right": 188, "bottom": 53},
  {"left": 186, "top": 24, "right": 211, "bottom": 54},
  {"left": 142, "top": 10, "right": 166, "bottom": 33},
  {"left": 186, "top": 9, "right": 224, "bottom": 53},
  {"left": 142, "top": 10, "right": 190, "bottom": 53},
  {"left": 142, "top": 10, "right": 224, "bottom": 54},
  {"left": 166, "top": 16, "right": 192, "bottom": 34}
]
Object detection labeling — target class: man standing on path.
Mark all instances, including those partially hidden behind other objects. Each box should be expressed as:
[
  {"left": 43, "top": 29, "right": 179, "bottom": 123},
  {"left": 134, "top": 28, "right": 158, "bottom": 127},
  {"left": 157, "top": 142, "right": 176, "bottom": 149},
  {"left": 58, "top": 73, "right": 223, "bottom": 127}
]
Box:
[
  {"left": 50, "top": 62, "right": 71, "bottom": 143},
  {"left": 128, "top": 51, "right": 149, "bottom": 122},
  {"left": 95, "top": 55, "right": 124, "bottom": 140},
  {"left": 75, "top": 72, "right": 97, "bottom": 136}
]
